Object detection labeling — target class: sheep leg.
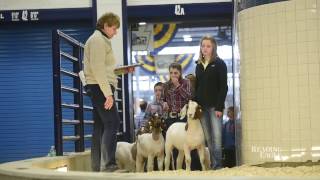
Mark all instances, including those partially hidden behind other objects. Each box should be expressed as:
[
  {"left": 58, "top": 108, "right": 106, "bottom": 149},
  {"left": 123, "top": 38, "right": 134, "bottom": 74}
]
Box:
[
  {"left": 176, "top": 150, "right": 184, "bottom": 170},
  {"left": 147, "top": 155, "right": 154, "bottom": 172},
  {"left": 164, "top": 144, "right": 173, "bottom": 171},
  {"left": 116, "top": 159, "right": 123, "bottom": 169},
  {"left": 198, "top": 146, "right": 206, "bottom": 171},
  {"left": 157, "top": 152, "right": 164, "bottom": 171},
  {"left": 184, "top": 145, "right": 191, "bottom": 171},
  {"left": 136, "top": 154, "right": 144, "bottom": 172}
]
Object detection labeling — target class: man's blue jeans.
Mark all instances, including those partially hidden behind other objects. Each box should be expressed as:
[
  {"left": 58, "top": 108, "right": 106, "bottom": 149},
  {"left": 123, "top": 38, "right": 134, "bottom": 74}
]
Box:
[
  {"left": 87, "top": 84, "right": 120, "bottom": 172},
  {"left": 200, "top": 107, "right": 222, "bottom": 169}
]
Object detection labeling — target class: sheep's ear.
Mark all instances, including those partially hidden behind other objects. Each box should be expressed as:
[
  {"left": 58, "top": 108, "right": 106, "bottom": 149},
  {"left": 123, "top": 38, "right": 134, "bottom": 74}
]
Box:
[
  {"left": 180, "top": 104, "right": 187, "bottom": 119},
  {"left": 136, "top": 128, "right": 142, "bottom": 136},
  {"left": 194, "top": 105, "right": 202, "bottom": 119}
]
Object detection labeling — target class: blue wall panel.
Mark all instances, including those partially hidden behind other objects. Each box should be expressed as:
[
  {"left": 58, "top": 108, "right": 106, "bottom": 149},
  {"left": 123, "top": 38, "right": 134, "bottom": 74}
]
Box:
[{"left": 0, "top": 21, "right": 93, "bottom": 163}]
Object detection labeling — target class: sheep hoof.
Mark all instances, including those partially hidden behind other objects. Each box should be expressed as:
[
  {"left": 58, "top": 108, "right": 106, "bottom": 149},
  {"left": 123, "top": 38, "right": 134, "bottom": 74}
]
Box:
[{"left": 185, "top": 123, "right": 188, "bottom": 131}]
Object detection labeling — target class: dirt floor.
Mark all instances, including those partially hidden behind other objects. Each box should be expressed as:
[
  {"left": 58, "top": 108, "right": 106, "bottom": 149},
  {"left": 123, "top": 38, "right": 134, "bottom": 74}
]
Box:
[{"left": 137, "top": 163, "right": 320, "bottom": 177}]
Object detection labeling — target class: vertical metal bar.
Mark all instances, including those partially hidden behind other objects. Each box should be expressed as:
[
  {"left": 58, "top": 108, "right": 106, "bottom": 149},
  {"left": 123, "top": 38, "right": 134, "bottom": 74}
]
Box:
[
  {"left": 232, "top": 0, "right": 241, "bottom": 166},
  {"left": 120, "top": 75, "right": 126, "bottom": 134},
  {"left": 92, "top": 0, "right": 97, "bottom": 28},
  {"left": 52, "top": 30, "right": 63, "bottom": 156},
  {"left": 122, "top": 0, "right": 134, "bottom": 142},
  {"left": 73, "top": 45, "right": 84, "bottom": 152}
]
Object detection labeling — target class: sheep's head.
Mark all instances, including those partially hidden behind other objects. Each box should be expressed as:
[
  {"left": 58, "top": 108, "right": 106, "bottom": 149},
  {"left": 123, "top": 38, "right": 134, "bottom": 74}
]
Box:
[
  {"left": 147, "top": 114, "right": 166, "bottom": 140},
  {"left": 180, "top": 100, "right": 202, "bottom": 120},
  {"left": 148, "top": 114, "right": 166, "bottom": 132}
]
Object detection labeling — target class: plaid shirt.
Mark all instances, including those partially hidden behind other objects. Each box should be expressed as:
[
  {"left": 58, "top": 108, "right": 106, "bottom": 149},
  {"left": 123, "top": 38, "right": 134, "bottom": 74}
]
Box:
[{"left": 164, "top": 78, "right": 192, "bottom": 113}]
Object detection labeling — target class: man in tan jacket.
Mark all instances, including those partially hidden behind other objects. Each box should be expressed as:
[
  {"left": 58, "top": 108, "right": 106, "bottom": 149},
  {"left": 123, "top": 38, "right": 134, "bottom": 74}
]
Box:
[{"left": 83, "top": 12, "right": 120, "bottom": 172}]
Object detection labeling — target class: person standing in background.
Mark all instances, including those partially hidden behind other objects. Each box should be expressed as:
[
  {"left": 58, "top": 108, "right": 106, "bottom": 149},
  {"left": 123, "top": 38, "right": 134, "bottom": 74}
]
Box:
[
  {"left": 185, "top": 73, "right": 196, "bottom": 99},
  {"left": 222, "top": 106, "right": 236, "bottom": 168},
  {"left": 144, "top": 82, "right": 168, "bottom": 122},
  {"left": 83, "top": 12, "right": 121, "bottom": 172},
  {"left": 134, "top": 100, "right": 148, "bottom": 131},
  {"left": 195, "top": 35, "right": 228, "bottom": 170}
]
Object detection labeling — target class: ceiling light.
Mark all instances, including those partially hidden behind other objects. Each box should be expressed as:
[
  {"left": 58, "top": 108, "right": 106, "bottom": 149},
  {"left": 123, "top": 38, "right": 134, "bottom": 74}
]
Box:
[{"left": 183, "top": 35, "right": 192, "bottom": 42}]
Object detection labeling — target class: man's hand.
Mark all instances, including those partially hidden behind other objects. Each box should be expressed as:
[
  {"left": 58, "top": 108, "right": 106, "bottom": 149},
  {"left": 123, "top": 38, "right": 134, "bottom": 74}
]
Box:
[
  {"left": 162, "top": 102, "right": 169, "bottom": 111},
  {"left": 215, "top": 111, "right": 223, "bottom": 118},
  {"left": 171, "top": 77, "right": 180, "bottom": 88},
  {"left": 104, "top": 95, "right": 114, "bottom": 110}
]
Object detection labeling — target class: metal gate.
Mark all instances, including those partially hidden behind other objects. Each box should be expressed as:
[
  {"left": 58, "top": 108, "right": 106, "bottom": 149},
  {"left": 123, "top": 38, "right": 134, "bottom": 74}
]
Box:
[{"left": 52, "top": 30, "right": 125, "bottom": 155}]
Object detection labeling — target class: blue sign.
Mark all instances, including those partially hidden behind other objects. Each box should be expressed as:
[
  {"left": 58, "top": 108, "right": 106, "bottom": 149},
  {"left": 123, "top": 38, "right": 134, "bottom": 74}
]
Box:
[{"left": 127, "top": 2, "right": 232, "bottom": 22}]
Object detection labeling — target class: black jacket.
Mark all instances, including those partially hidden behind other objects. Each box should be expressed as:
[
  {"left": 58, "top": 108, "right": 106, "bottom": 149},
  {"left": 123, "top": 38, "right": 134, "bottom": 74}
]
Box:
[{"left": 195, "top": 57, "right": 228, "bottom": 112}]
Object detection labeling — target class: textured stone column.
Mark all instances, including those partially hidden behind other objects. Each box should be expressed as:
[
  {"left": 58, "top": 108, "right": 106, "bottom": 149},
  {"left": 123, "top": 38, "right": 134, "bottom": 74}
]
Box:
[{"left": 238, "top": 0, "right": 320, "bottom": 164}]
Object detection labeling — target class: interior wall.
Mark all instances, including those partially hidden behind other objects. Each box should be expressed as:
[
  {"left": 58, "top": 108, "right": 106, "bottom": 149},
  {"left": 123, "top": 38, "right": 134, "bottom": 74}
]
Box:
[
  {"left": 96, "top": 0, "right": 124, "bottom": 66},
  {"left": 238, "top": 0, "right": 320, "bottom": 164},
  {"left": 0, "top": 0, "right": 91, "bottom": 10}
]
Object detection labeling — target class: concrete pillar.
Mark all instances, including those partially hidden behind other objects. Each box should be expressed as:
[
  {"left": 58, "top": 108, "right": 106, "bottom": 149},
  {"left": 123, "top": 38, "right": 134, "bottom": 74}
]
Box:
[
  {"left": 96, "top": 0, "right": 124, "bottom": 65},
  {"left": 237, "top": 0, "right": 320, "bottom": 164}
]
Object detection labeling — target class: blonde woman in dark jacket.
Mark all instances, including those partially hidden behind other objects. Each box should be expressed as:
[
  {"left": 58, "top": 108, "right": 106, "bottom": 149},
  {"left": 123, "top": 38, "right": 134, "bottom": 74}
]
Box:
[{"left": 195, "top": 35, "right": 228, "bottom": 170}]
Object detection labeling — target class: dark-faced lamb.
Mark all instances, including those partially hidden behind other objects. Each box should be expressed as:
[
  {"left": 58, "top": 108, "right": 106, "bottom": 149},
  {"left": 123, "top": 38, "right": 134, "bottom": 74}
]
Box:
[{"left": 136, "top": 115, "right": 166, "bottom": 172}]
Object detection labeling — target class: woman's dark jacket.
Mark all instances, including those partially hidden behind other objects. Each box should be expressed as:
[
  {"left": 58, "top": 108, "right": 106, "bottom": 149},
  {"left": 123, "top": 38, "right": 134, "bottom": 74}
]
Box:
[{"left": 195, "top": 57, "right": 228, "bottom": 112}]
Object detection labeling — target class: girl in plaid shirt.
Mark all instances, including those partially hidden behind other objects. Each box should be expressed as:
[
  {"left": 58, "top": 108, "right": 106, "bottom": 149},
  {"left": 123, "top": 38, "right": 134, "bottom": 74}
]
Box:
[{"left": 163, "top": 62, "right": 192, "bottom": 129}]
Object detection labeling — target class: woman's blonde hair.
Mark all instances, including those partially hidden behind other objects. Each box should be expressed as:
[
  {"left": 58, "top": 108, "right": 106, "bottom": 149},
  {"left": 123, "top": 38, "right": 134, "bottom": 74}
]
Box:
[
  {"left": 96, "top": 12, "right": 120, "bottom": 29},
  {"left": 198, "top": 35, "right": 217, "bottom": 63}
]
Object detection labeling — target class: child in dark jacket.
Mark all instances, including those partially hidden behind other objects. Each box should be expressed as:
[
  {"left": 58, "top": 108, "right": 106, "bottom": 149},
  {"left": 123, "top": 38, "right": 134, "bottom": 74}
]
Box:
[{"left": 222, "top": 106, "right": 236, "bottom": 168}]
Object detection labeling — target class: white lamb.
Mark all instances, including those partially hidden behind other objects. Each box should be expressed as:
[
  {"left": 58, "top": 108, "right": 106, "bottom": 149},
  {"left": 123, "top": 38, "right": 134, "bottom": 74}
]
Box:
[
  {"left": 136, "top": 115, "right": 165, "bottom": 172},
  {"left": 115, "top": 141, "right": 136, "bottom": 172},
  {"left": 164, "top": 100, "right": 207, "bottom": 171}
]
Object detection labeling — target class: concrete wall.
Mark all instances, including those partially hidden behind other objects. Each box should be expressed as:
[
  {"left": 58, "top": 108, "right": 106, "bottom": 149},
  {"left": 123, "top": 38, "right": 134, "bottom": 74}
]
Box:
[
  {"left": 0, "top": 0, "right": 231, "bottom": 10},
  {"left": 0, "top": 0, "right": 125, "bottom": 65},
  {"left": 238, "top": 0, "right": 320, "bottom": 164},
  {"left": 96, "top": 0, "right": 124, "bottom": 66},
  {"left": 0, "top": 0, "right": 91, "bottom": 10}
]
